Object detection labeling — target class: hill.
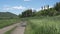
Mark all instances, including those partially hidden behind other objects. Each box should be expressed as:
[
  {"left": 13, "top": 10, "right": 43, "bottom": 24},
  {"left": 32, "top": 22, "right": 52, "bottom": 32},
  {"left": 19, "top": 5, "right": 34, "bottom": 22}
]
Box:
[{"left": 0, "top": 12, "right": 18, "bottom": 19}]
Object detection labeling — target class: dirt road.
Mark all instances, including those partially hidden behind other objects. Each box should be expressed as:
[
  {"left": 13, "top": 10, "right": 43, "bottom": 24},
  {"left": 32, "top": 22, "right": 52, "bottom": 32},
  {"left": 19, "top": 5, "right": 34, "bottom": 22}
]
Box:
[
  {"left": 0, "top": 23, "right": 20, "bottom": 34},
  {"left": 11, "top": 21, "right": 26, "bottom": 34}
]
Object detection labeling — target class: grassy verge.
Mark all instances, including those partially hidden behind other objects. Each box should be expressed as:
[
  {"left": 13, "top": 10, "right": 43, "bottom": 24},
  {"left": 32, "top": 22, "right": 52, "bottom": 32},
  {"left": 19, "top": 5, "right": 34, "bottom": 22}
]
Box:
[
  {"left": 25, "top": 16, "right": 60, "bottom": 34},
  {"left": 5, "top": 26, "right": 17, "bottom": 34},
  {"left": 0, "top": 19, "right": 20, "bottom": 29}
]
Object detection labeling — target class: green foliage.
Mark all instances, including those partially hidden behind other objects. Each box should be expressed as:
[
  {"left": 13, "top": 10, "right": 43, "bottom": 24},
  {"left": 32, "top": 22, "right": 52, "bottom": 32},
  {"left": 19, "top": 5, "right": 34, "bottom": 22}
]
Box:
[
  {"left": 54, "top": 2, "right": 60, "bottom": 11},
  {"left": 24, "top": 2, "right": 60, "bottom": 34},
  {"left": 25, "top": 15, "right": 60, "bottom": 34},
  {"left": 20, "top": 2, "right": 60, "bottom": 17},
  {"left": 54, "top": 2, "right": 60, "bottom": 15},
  {"left": 21, "top": 9, "right": 33, "bottom": 17},
  {"left": 32, "top": 10, "right": 37, "bottom": 17},
  {"left": 0, "top": 19, "right": 20, "bottom": 28},
  {"left": 18, "top": 14, "right": 22, "bottom": 18}
]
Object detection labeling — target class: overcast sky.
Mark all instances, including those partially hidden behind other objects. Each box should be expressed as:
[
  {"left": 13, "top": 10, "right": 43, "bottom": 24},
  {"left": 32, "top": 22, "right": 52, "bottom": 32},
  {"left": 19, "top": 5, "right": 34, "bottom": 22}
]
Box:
[{"left": 0, "top": 0, "right": 60, "bottom": 15}]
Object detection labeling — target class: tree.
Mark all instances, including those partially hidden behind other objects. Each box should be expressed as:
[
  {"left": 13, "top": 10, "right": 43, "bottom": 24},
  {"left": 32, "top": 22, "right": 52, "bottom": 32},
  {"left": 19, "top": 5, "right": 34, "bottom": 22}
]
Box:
[
  {"left": 32, "top": 10, "right": 37, "bottom": 16},
  {"left": 21, "top": 9, "right": 33, "bottom": 17},
  {"left": 41, "top": 6, "right": 43, "bottom": 10},
  {"left": 18, "top": 14, "right": 22, "bottom": 18},
  {"left": 46, "top": 5, "right": 49, "bottom": 9},
  {"left": 54, "top": 2, "right": 60, "bottom": 13}
]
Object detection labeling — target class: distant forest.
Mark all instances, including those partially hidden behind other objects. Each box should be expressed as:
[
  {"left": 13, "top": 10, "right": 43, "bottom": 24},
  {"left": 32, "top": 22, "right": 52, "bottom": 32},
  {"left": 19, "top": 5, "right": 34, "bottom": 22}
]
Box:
[{"left": 19, "top": 2, "right": 60, "bottom": 18}]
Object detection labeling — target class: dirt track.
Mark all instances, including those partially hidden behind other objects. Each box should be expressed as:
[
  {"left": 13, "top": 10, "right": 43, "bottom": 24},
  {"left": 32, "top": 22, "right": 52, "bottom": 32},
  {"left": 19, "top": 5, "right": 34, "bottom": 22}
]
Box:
[
  {"left": 11, "top": 21, "right": 26, "bottom": 34},
  {"left": 0, "top": 23, "right": 20, "bottom": 34},
  {"left": 0, "top": 21, "right": 26, "bottom": 34}
]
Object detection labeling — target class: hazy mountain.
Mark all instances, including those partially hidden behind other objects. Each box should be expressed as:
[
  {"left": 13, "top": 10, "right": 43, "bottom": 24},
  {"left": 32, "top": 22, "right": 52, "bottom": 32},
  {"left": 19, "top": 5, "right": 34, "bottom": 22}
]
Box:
[{"left": 0, "top": 12, "right": 18, "bottom": 18}]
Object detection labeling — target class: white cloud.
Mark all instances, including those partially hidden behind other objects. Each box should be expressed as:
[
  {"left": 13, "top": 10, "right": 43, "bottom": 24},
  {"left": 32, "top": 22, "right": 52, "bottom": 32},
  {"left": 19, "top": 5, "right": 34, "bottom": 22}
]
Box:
[
  {"left": 24, "top": 0, "right": 30, "bottom": 1},
  {"left": 12, "top": 6, "right": 26, "bottom": 10},
  {"left": 2, "top": 6, "right": 26, "bottom": 11},
  {"left": 49, "top": 6, "right": 53, "bottom": 8},
  {"left": 36, "top": 8, "right": 42, "bottom": 11},
  {"left": 31, "top": 8, "right": 35, "bottom": 10},
  {"left": 3, "top": 8, "right": 10, "bottom": 11},
  {"left": 2, "top": 7, "right": 11, "bottom": 11},
  {"left": 28, "top": 8, "right": 42, "bottom": 11}
]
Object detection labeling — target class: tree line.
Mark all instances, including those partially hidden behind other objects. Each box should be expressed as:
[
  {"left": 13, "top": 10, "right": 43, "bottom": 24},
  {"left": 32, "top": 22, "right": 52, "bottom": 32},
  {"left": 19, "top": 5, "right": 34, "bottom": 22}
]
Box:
[{"left": 19, "top": 2, "right": 60, "bottom": 18}]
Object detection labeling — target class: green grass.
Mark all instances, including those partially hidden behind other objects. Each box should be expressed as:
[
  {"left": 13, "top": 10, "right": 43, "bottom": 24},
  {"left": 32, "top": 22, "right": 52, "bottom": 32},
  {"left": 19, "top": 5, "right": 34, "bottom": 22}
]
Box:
[
  {"left": 0, "top": 19, "right": 20, "bottom": 29},
  {"left": 25, "top": 15, "right": 60, "bottom": 34}
]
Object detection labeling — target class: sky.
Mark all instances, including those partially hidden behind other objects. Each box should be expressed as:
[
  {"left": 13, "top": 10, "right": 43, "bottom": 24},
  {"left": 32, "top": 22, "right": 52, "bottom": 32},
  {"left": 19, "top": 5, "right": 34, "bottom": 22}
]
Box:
[{"left": 0, "top": 0, "right": 60, "bottom": 15}]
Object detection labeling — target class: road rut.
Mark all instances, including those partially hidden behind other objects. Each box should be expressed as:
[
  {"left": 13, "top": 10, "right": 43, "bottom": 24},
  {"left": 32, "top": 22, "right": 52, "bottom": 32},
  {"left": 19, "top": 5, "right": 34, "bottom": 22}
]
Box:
[
  {"left": 11, "top": 21, "right": 26, "bottom": 34},
  {"left": 0, "top": 23, "right": 20, "bottom": 34}
]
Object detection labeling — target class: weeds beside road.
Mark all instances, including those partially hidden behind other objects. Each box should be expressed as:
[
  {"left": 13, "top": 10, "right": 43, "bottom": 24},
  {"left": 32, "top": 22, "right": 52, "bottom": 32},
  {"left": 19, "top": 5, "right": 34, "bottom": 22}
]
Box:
[{"left": 0, "top": 19, "right": 20, "bottom": 29}]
